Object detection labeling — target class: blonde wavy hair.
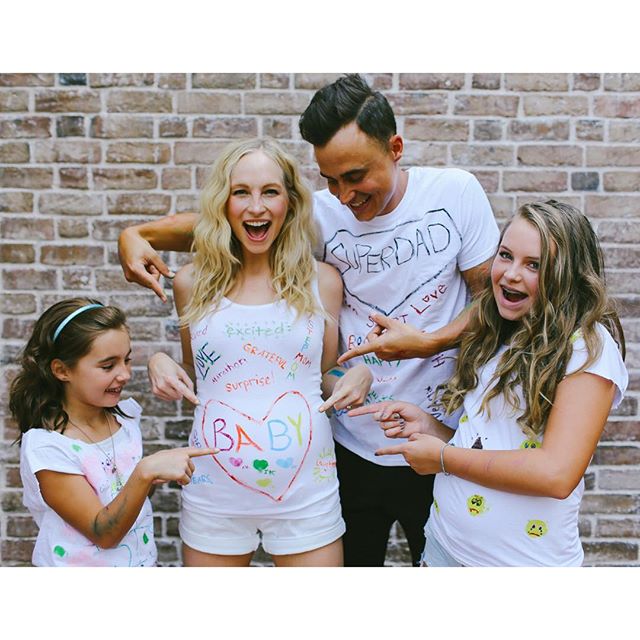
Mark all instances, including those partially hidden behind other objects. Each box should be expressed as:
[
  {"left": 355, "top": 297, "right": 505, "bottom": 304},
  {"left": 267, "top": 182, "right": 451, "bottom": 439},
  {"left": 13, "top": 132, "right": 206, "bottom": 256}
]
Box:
[
  {"left": 439, "top": 200, "right": 625, "bottom": 437},
  {"left": 181, "top": 138, "right": 320, "bottom": 326}
]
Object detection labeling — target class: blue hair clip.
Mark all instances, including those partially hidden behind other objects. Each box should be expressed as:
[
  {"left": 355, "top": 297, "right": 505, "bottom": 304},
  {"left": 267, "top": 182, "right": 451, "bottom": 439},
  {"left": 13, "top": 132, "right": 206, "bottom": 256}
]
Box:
[{"left": 52, "top": 303, "right": 103, "bottom": 342}]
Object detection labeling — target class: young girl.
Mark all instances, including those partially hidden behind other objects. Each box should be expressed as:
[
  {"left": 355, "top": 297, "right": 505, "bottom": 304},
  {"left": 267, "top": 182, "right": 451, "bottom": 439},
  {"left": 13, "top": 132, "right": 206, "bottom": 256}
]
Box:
[
  {"left": 11, "top": 297, "right": 216, "bottom": 567},
  {"left": 350, "top": 200, "right": 628, "bottom": 566},
  {"left": 147, "top": 137, "right": 372, "bottom": 567}
]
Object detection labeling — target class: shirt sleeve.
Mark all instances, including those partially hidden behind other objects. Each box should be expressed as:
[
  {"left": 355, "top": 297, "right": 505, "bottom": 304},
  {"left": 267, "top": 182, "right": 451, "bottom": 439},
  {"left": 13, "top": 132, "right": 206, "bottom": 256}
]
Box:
[
  {"left": 118, "top": 396, "right": 143, "bottom": 420},
  {"left": 565, "top": 324, "right": 628, "bottom": 409},
  {"left": 455, "top": 172, "right": 500, "bottom": 272},
  {"left": 21, "top": 430, "right": 82, "bottom": 476}
]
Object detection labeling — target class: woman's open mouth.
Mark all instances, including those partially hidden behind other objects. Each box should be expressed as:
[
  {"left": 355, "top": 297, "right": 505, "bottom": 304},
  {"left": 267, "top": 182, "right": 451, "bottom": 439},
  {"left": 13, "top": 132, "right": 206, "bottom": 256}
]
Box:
[{"left": 243, "top": 220, "right": 271, "bottom": 241}]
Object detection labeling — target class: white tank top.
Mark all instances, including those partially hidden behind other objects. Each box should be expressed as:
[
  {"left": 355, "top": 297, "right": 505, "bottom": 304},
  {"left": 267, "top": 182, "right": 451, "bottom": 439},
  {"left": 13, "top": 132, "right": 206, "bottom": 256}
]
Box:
[{"left": 182, "top": 285, "right": 339, "bottom": 518}]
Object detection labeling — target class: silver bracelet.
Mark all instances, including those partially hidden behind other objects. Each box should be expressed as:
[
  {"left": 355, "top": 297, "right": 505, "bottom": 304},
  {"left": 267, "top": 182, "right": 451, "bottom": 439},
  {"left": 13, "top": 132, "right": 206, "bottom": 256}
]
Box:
[{"left": 440, "top": 442, "right": 453, "bottom": 476}]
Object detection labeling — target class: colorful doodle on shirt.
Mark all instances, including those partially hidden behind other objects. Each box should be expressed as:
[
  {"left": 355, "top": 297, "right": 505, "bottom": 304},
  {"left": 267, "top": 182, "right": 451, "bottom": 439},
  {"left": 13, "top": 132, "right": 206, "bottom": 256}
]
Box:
[
  {"left": 525, "top": 519, "right": 548, "bottom": 538},
  {"left": 467, "top": 494, "right": 488, "bottom": 516},
  {"left": 199, "top": 390, "right": 312, "bottom": 502},
  {"left": 322, "top": 208, "right": 463, "bottom": 315}
]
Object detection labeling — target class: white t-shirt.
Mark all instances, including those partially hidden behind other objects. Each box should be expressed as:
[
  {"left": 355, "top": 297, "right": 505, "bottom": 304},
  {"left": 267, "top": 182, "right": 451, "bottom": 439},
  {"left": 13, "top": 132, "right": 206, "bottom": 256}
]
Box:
[
  {"left": 428, "top": 324, "right": 628, "bottom": 566},
  {"left": 182, "top": 279, "right": 340, "bottom": 518},
  {"left": 20, "top": 398, "right": 157, "bottom": 567},
  {"left": 313, "top": 167, "right": 499, "bottom": 465}
]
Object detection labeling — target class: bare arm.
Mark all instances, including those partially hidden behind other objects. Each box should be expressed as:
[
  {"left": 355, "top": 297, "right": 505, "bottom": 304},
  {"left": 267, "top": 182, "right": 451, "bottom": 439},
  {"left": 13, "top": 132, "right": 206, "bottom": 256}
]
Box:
[
  {"left": 315, "top": 262, "right": 372, "bottom": 413},
  {"left": 37, "top": 447, "right": 215, "bottom": 549},
  {"left": 375, "top": 372, "right": 616, "bottom": 499},
  {"left": 337, "top": 257, "right": 492, "bottom": 364},
  {"left": 117, "top": 213, "right": 197, "bottom": 301}
]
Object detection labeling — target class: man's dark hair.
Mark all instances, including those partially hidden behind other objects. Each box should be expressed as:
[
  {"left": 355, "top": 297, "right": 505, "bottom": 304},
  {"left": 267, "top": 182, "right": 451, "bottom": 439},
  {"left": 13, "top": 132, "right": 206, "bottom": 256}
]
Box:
[{"left": 298, "top": 74, "right": 397, "bottom": 148}]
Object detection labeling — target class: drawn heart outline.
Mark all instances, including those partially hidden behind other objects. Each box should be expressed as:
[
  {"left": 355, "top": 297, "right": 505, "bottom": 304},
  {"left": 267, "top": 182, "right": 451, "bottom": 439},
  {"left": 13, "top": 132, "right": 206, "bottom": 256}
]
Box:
[{"left": 199, "top": 391, "right": 312, "bottom": 502}]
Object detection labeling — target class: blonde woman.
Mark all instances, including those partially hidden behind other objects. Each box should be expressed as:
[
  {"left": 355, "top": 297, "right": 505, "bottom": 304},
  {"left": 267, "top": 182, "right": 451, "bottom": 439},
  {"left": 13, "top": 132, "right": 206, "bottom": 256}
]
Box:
[
  {"left": 148, "top": 138, "right": 372, "bottom": 567},
  {"left": 351, "top": 201, "right": 627, "bottom": 566}
]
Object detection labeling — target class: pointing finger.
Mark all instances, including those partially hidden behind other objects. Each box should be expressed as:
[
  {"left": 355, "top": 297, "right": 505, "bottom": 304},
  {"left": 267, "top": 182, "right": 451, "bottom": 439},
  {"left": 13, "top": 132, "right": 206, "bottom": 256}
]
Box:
[
  {"left": 375, "top": 444, "right": 406, "bottom": 457},
  {"left": 185, "top": 447, "right": 219, "bottom": 457}
]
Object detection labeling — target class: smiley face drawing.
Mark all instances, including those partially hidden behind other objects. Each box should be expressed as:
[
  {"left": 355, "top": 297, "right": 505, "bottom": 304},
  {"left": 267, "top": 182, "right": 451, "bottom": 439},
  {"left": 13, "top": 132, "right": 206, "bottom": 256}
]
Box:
[
  {"left": 520, "top": 439, "right": 541, "bottom": 450},
  {"left": 467, "top": 494, "right": 487, "bottom": 516},
  {"left": 525, "top": 520, "right": 548, "bottom": 538}
]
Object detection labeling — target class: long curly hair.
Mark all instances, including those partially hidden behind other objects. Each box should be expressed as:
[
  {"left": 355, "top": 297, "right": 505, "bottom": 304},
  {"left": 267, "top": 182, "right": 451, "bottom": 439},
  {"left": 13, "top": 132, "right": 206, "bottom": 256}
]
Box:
[
  {"left": 439, "top": 200, "right": 625, "bottom": 437},
  {"left": 180, "top": 137, "right": 321, "bottom": 326},
  {"left": 9, "top": 298, "right": 130, "bottom": 443}
]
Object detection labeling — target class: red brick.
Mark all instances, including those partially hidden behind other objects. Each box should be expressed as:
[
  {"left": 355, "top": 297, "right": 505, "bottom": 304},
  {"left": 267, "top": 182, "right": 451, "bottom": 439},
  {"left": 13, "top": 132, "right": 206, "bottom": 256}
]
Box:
[
  {"left": 0, "top": 217, "right": 53, "bottom": 239},
  {"left": 245, "top": 92, "right": 311, "bottom": 115},
  {"left": 39, "top": 193, "right": 102, "bottom": 215},
  {"left": 0, "top": 293, "right": 37, "bottom": 314},
  {"left": 0, "top": 74, "right": 54, "bottom": 86},
  {"left": 95, "top": 268, "right": 135, "bottom": 290},
  {"left": 293, "top": 73, "right": 342, "bottom": 90},
  {"left": 91, "top": 218, "right": 148, "bottom": 241},
  {"left": 57, "top": 217, "right": 89, "bottom": 238},
  {"left": 603, "top": 172, "right": 640, "bottom": 192},
  {"left": 59, "top": 167, "right": 89, "bottom": 189},
  {"left": 509, "top": 118, "right": 570, "bottom": 141},
  {"left": 35, "top": 89, "right": 101, "bottom": 113},
  {"left": 597, "top": 220, "right": 640, "bottom": 243},
  {"left": 580, "top": 494, "right": 640, "bottom": 514},
  {"left": 0, "top": 90, "right": 28, "bottom": 111},
  {"left": 93, "top": 168, "right": 158, "bottom": 190},
  {"left": 260, "top": 74, "right": 291, "bottom": 89},
  {"left": 576, "top": 119, "right": 604, "bottom": 141},
  {"left": 263, "top": 117, "right": 292, "bottom": 139},
  {"left": 177, "top": 92, "right": 241, "bottom": 114},
  {"left": 90, "top": 115, "right": 154, "bottom": 138},
  {"left": 487, "top": 195, "right": 515, "bottom": 219},
  {"left": 594, "top": 96, "right": 640, "bottom": 118},
  {"left": 505, "top": 74, "right": 569, "bottom": 91},
  {"left": 107, "top": 193, "right": 171, "bottom": 215},
  {"left": 587, "top": 146, "right": 640, "bottom": 167},
  {"left": 612, "top": 296, "right": 640, "bottom": 317},
  {"left": 192, "top": 73, "right": 256, "bottom": 89},
  {"left": 159, "top": 117, "right": 188, "bottom": 138},
  {"left": 586, "top": 195, "right": 640, "bottom": 218},
  {"left": 174, "top": 141, "right": 228, "bottom": 164},
  {"left": 34, "top": 140, "right": 101, "bottom": 163},
  {"left": 1, "top": 540, "right": 34, "bottom": 564},
  {"left": 582, "top": 542, "right": 638, "bottom": 565},
  {"left": 7, "top": 516, "right": 39, "bottom": 537},
  {"left": 451, "top": 144, "right": 514, "bottom": 166},
  {"left": 2, "top": 268, "right": 57, "bottom": 290},
  {"left": 62, "top": 267, "right": 93, "bottom": 289},
  {"left": 609, "top": 122, "right": 640, "bottom": 143},
  {"left": 0, "top": 192, "right": 33, "bottom": 212},
  {"left": 0, "top": 142, "right": 29, "bottom": 162},
  {"left": 0, "top": 244, "right": 35, "bottom": 263},
  {"left": 88, "top": 73, "right": 154, "bottom": 87},
  {"left": 41, "top": 245, "right": 104, "bottom": 266},
  {"left": 603, "top": 73, "right": 640, "bottom": 91},
  {"left": 517, "top": 145, "right": 583, "bottom": 166},
  {"left": 193, "top": 116, "right": 258, "bottom": 138},
  {"left": 106, "top": 142, "right": 171, "bottom": 164},
  {"left": 399, "top": 74, "right": 465, "bottom": 90},
  {"left": 523, "top": 95, "right": 588, "bottom": 116},
  {"left": 404, "top": 118, "right": 469, "bottom": 141},
  {"left": 389, "top": 93, "right": 448, "bottom": 115},
  {"left": 473, "top": 120, "right": 503, "bottom": 141},
  {"left": 592, "top": 445, "right": 640, "bottom": 465},
  {"left": 161, "top": 168, "right": 191, "bottom": 190},
  {"left": 107, "top": 91, "right": 173, "bottom": 113},
  {"left": 3, "top": 317, "right": 36, "bottom": 339},
  {"left": 0, "top": 167, "right": 53, "bottom": 189},
  {"left": 399, "top": 142, "right": 447, "bottom": 166},
  {"left": 472, "top": 74, "right": 501, "bottom": 90},
  {"left": 176, "top": 194, "right": 200, "bottom": 213},
  {"left": 469, "top": 170, "right": 499, "bottom": 193},
  {"left": 0, "top": 116, "right": 52, "bottom": 138},
  {"left": 596, "top": 518, "right": 640, "bottom": 537},
  {"left": 5, "top": 467, "right": 23, "bottom": 488},
  {"left": 503, "top": 170, "right": 568, "bottom": 192},
  {"left": 598, "top": 470, "right": 640, "bottom": 491},
  {"left": 454, "top": 95, "right": 519, "bottom": 116},
  {"left": 573, "top": 73, "right": 601, "bottom": 91},
  {"left": 158, "top": 74, "right": 186, "bottom": 90}
]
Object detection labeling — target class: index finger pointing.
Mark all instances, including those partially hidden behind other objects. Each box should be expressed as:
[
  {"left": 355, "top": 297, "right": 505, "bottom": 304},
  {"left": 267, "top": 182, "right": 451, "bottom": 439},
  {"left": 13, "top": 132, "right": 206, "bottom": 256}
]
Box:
[
  {"left": 185, "top": 447, "right": 219, "bottom": 457},
  {"left": 375, "top": 444, "right": 405, "bottom": 457},
  {"left": 336, "top": 341, "right": 377, "bottom": 365}
]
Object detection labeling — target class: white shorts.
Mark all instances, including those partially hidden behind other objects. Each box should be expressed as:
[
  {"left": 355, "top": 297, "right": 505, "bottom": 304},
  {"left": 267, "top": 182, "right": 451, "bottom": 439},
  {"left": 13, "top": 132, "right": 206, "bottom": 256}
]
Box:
[{"left": 179, "top": 492, "right": 345, "bottom": 556}]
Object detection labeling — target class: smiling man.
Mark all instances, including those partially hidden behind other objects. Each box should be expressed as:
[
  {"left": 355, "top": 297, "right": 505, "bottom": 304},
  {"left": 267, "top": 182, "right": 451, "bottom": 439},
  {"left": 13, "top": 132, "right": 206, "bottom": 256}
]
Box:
[{"left": 117, "top": 74, "right": 499, "bottom": 566}]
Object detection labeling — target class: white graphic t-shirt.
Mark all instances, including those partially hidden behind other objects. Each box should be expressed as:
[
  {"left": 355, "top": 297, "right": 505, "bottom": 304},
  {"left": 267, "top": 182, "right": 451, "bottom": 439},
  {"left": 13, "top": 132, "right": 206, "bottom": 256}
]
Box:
[
  {"left": 313, "top": 167, "right": 499, "bottom": 464},
  {"left": 428, "top": 324, "right": 628, "bottom": 566},
  {"left": 182, "top": 281, "right": 340, "bottom": 518},
  {"left": 20, "top": 398, "right": 157, "bottom": 567}
]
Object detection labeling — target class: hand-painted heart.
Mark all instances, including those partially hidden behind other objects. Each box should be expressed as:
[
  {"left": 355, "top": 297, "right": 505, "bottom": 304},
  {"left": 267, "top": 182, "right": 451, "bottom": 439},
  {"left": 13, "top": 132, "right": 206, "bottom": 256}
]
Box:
[{"left": 199, "top": 391, "right": 312, "bottom": 502}]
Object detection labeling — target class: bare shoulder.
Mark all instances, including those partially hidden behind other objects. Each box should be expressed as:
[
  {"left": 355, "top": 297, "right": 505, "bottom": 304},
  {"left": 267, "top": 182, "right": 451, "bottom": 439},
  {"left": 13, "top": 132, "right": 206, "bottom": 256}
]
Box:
[
  {"left": 317, "top": 260, "right": 343, "bottom": 297},
  {"left": 172, "top": 263, "right": 195, "bottom": 311}
]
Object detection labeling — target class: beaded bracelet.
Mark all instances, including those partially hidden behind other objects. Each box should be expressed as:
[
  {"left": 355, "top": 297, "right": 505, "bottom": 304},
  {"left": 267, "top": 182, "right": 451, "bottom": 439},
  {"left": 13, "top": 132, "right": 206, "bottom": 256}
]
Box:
[{"left": 440, "top": 442, "right": 453, "bottom": 476}]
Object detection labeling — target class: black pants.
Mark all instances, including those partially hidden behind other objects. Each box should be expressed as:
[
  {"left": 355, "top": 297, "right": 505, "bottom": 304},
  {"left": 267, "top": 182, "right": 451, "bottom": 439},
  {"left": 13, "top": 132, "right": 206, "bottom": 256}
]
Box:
[{"left": 335, "top": 441, "right": 435, "bottom": 567}]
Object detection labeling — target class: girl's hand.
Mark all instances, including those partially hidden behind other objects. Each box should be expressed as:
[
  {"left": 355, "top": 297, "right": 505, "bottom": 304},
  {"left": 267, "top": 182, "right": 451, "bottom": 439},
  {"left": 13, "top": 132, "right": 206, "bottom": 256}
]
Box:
[
  {"left": 348, "top": 400, "right": 440, "bottom": 439},
  {"left": 375, "top": 433, "right": 443, "bottom": 475},
  {"left": 319, "top": 364, "right": 373, "bottom": 413},
  {"left": 139, "top": 447, "right": 218, "bottom": 487},
  {"left": 148, "top": 352, "right": 198, "bottom": 405}
]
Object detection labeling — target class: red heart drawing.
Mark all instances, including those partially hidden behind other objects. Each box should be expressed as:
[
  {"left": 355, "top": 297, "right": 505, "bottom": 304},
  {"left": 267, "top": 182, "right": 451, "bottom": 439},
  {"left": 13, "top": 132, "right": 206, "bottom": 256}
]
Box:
[{"left": 199, "top": 391, "right": 312, "bottom": 502}]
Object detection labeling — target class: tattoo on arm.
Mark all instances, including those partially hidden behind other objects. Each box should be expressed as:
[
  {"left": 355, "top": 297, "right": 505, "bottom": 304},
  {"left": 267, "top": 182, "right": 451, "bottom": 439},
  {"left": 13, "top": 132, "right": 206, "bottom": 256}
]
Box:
[{"left": 92, "top": 496, "right": 128, "bottom": 539}]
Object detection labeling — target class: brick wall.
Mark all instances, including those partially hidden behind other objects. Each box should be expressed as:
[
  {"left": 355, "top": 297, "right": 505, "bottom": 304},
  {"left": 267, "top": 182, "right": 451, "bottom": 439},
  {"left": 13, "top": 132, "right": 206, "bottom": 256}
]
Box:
[{"left": 1, "top": 72, "right": 638, "bottom": 566}]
